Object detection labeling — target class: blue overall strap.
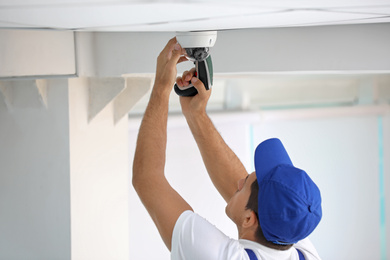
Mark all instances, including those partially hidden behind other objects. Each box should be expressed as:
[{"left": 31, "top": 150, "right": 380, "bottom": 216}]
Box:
[
  {"left": 297, "top": 249, "right": 305, "bottom": 260},
  {"left": 245, "top": 248, "right": 305, "bottom": 260},
  {"left": 244, "top": 248, "right": 258, "bottom": 260}
]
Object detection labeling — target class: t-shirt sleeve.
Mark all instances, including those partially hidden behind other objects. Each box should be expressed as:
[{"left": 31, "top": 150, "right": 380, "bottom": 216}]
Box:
[{"left": 171, "top": 210, "right": 245, "bottom": 260}]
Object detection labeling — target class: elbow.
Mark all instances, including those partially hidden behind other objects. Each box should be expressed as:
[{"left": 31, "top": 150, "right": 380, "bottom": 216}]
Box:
[
  {"left": 132, "top": 160, "right": 148, "bottom": 195},
  {"left": 132, "top": 160, "right": 142, "bottom": 192},
  {"left": 132, "top": 167, "right": 151, "bottom": 200},
  {"left": 132, "top": 167, "right": 141, "bottom": 193},
  {"left": 132, "top": 172, "right": 138, "bottom": 191},
  {"left": 132, "top": 156, "right": 163, "bottom": 194}
]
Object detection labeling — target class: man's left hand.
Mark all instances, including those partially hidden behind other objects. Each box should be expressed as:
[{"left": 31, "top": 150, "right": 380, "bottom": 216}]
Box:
[{"left": 154, "top": 37, "right": 187, "bottom": 95}]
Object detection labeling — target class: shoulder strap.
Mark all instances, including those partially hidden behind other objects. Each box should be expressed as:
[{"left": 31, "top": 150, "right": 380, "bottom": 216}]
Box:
[
  {"left": 245, "top": 248, "right": 305, "bottom": 260},
  {"left": 297, "top": 249, "right": 305, "bottom": 260},
  {"left": 245, "top": 248, "right": 258, "bottom": 260}
]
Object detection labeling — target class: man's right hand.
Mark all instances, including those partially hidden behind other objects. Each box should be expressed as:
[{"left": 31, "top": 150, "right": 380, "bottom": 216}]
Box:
[
  {"left": 176, "top": 68, "right": 211, "bottom": 119},
  {"left": 176, "top": 68, "right": 248, "bottom": 203}
]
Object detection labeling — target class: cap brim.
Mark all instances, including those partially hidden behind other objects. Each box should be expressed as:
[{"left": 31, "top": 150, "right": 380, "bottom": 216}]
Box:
[{"left": 254, "top": 138, "right": 293, "bottom": 181}]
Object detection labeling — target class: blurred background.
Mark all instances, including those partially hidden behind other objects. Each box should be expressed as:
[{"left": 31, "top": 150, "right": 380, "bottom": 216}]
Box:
[{"left": 1, "top": 0, "right": 390, "bottom": 259}]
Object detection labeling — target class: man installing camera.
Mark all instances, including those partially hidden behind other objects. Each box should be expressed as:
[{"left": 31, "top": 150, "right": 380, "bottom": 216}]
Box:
[{"left": 132, "top": 37, "right": 322, "bottom": 260}]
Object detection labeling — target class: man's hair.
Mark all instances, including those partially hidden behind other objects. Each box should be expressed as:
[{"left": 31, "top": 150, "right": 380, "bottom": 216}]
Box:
[{"left": 245, "top": 179, "right": 293, "bottom": 251}]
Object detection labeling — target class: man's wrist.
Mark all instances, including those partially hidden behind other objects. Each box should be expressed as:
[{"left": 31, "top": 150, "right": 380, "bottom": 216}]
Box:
[
  {"left": 151, "top": 83, "right": 172, "bottom": 99},
  {"left": 185, "top": 110, "right": 209, "bottom": 128}
]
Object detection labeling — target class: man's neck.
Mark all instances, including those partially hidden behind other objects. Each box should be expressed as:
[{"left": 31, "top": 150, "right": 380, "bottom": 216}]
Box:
[
  {"left": 239, "top": 229, "right": 293, "bottom": 251},
  {"left": 239, "top": 228, "right": 260, "bottom": 243}
]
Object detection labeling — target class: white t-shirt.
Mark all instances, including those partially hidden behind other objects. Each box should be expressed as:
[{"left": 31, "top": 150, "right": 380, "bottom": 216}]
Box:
[{"left": 171, "top": 210, "right": 321, "bottom": 260}]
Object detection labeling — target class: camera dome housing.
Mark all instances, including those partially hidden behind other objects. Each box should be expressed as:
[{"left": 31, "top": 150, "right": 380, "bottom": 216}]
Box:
[{"left": 176, "top": 31, "right": 217, "bottom": 61}]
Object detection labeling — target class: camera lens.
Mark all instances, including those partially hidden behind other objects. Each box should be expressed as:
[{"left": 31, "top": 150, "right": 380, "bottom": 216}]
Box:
[{"left": 185, "top": 47, "right": 209, "bottom": 61}]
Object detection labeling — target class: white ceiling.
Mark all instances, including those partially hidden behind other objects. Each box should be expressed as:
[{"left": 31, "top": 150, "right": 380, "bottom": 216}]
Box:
[{"left": 0, "top": 0, "right": 390, "bottom": 31}]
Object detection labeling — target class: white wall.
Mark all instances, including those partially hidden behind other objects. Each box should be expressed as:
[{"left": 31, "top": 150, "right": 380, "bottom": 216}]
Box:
[
  {"left": 128, "top": 106, "right": 390, "bottom": 260},
  {"left": 0, "top": 79, "right": 71, "bottom": 259},
  {"left": 77, "top": 23, "right": 390, "bottom": 78},
  {"left": 0, "top": 30, "right": 76, "bottom": 78},
  {"left": 253, "top": 114, "right": 387, "bottom": 259},
  {"left": 69, "top": 78, "right": 130, "bottom": 260}
]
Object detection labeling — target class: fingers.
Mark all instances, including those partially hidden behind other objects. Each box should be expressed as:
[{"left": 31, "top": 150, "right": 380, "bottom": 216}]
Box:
[
  {"left": 184, "top": 68, "right": 196, "bottom": 79},
  {"left": 177, "top": 56, "right": 188, "bottom": 64},
  {"left": 167, "top": 43, "right": 186, "bottom": 67},
  {"left": 176, "top": 68, "right": 196, "bottom": 87},
  {"left": 176, "top": 76, "right": 189, "bottom": 87},
  {"left": 161, "top": 37, "right": 177, "bottom": 57},
  {"left": 182, "top": 70, "right": 192, "bottom": 82},
  {"left": 183, "top": 68, "right": 196, "bottom": 84},
  {"left": 190, "top": 77, "right": 210, "bottom": 98},
  {"left": 176, "top": 76, "right": 184, "bottom": 87},
  {"left": 159, "top": 37, "right": 185, "bottom": 63}
]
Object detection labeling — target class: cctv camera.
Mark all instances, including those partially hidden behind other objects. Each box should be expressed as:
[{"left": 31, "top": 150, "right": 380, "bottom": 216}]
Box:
[
  {"left": 176, "top": 31, "right": 217, "bottom": 62},
  {"left": 174, "top": 31, "right": 217, "bottom": 97}
]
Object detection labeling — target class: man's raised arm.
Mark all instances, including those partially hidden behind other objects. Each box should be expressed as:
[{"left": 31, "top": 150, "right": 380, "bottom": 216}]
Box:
[
  {"left": 132, "top": 38, "right": 191, "bottom": 250},
  {"left": 177, "top": 69, "right": 248, "bottom": 203}
]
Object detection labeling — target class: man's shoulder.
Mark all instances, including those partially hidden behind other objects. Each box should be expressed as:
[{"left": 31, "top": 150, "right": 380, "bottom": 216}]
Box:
[
  {"left": 172, "top": 211, "right": 242, "bottom": 260},
  {"left": 240, "top": 238, "right": 321, "bottom": 260},
  {"left": 293, "top": 238, "right": 322, "bottom": 260}
]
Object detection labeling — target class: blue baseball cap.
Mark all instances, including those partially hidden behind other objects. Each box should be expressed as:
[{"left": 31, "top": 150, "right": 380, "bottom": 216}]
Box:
[{"left": 254, "top": 138, "right": 322, "bottom": 245}]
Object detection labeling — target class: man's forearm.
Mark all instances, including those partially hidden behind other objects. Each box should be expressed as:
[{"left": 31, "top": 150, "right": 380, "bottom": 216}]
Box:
[
  {"left": 185, "top": 112, "right": 248, "bottom": 203},
  {"left": 133, "top": 87, "right": 169, "bottom": 189}
]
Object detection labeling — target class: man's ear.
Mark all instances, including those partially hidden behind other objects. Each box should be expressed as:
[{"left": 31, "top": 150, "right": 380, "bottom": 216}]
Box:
[{"left": 242, "top": 210, "right": 258, "bottom": 229}]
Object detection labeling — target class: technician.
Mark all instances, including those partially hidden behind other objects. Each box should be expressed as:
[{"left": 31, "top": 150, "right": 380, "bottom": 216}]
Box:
[{"left": 132, "top": 37, "right": 322, "bottom": 260}]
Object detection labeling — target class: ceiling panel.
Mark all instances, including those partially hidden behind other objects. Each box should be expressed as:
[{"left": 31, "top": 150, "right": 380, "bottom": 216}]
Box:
[
  {"left": 87, "top": 10, "right": 386, "bottom": 31},
  {"left": 294, "top": 15, "right": 390, "bottom": 27},
  {"left": 330, "top": 6, "right": 390, "bottom": 14},
  {"left": 0, "top": 0, "right": 387, "bottom": 8},
  {"left": 222, "top": 0, "right": 390, "bottom": 8},
  {"left": 0, "top": 20, "right": 38, "bottom": 28},
  {"left": 0, "top": 4, "right": 279, "bottom": 30},
  {"left": 0, "top": 0, "right": 389, "bottom": 31},
  {"left": 0, "top": 0, "right": 137, "bottom": 6}
]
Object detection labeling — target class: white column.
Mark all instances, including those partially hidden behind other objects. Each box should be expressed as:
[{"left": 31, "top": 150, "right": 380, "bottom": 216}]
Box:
[
  {"left": 68, "top": 77, "right": 130, "bottom": 260},
  {"left": 0, "top": 78, "right": 72, "bottom": 259},
  {"left": 0, "top": 76, "right": 151, "bottom": 259}
]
